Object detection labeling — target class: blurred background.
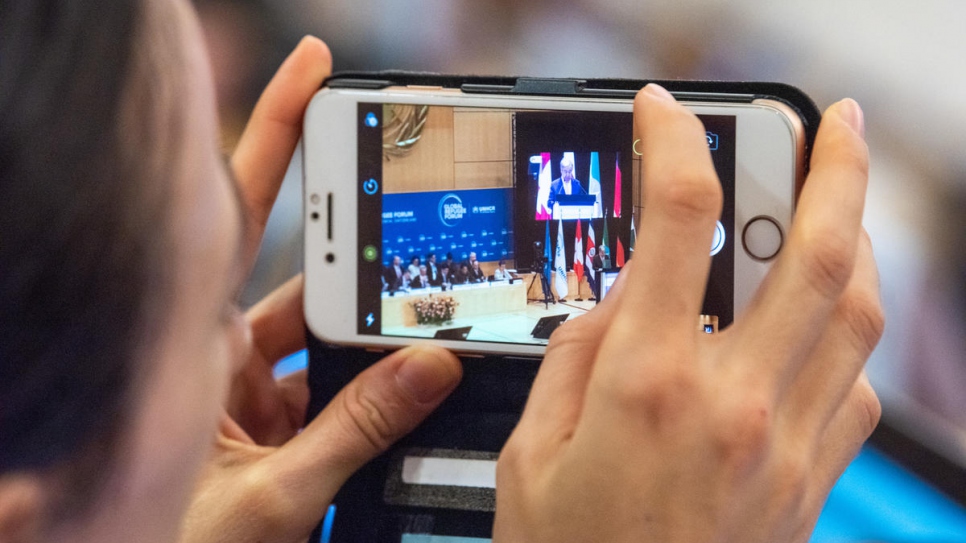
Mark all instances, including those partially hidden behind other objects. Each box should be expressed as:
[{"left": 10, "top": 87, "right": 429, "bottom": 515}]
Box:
[{"left": 194, "top": 0, "right": 966, "bottom": 539}]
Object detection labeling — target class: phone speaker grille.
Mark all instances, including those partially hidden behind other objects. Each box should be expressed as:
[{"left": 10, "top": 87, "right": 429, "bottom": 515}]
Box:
[{"left": 326, "top": 193, "right": 333, "bottom": 240}]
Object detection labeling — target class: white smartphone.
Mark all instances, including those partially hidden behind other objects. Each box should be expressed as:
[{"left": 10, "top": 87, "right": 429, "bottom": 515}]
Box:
[{"left": 303, "top": 79, "right": 806, "bottom": 357}]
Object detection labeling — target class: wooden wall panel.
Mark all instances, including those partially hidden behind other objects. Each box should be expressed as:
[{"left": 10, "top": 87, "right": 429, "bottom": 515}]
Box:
[
  {"left": 382, "top": 106, "right": 516, "bottom": 197},
  {"left": 453, "top": 110, "right": 512, "bottom": 163},
  {"left": 382, "top": 106, "right": 454, "bottom": 194},
  {"left": 454, "top": 161, "right": 512, "bottom": 190}
]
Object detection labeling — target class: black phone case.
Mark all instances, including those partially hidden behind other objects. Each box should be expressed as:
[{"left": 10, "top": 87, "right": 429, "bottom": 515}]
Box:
[{"left": 306, "top": 73, "right": 821, "bottom": 543}]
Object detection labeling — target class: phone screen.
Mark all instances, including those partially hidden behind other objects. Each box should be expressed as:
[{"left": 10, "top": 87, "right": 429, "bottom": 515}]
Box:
[{"left": 353, "top": 103, "right": 735, "bottom": 345}]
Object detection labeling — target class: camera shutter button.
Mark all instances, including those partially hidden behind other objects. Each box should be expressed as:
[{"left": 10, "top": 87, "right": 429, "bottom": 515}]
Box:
[{"left": 742, "top": 216, "right": 783, "bottom": 261}]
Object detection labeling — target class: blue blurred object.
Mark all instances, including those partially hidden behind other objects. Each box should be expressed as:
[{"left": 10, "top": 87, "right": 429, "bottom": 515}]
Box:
[
  {"left": 319, "top": 504, "right": 336, "bottom": 543},
  {"left": 274, "top": 349, "right": 308, "bottom": 379},
  {"left": 811, "top": 446, "right": 966, "bottom": 542}
]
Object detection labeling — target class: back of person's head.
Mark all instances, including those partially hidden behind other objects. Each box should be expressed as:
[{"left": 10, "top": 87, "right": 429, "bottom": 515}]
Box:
[{"left": 0, "top": 0, "right": 186, "bottom": 533}]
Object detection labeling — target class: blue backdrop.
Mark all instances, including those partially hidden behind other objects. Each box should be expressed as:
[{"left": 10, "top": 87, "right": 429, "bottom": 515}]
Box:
[{"left": 382, "top": 188, "right": 514, "bottom": 266}]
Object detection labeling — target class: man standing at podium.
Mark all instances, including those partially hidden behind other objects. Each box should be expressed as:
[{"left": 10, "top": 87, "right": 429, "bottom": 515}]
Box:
[{"left": 546, "top": 156, "right": 587, "bottom": 212}]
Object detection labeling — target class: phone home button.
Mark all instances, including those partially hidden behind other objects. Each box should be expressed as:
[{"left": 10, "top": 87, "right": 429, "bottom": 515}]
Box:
[{"left": 742, "top": 216, "right": 783, "bottom": 261}]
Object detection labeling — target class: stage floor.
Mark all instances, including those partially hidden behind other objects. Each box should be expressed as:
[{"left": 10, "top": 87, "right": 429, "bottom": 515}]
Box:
[{"left": 381, "top": 298, "right": 597, "bottom": 344}]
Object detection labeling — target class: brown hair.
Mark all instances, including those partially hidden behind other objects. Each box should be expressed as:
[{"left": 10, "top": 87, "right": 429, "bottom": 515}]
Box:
[{"left": 0, "top": 0, "right": 183, "bottom": 520}]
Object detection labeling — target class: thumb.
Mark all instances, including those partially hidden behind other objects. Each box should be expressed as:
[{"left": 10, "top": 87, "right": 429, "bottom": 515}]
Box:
[{"left": 266, "top": 345, "right": 461, "bottom": 514}]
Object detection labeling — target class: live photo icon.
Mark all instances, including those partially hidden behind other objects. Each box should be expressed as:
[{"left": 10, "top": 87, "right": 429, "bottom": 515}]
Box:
[{"left": 699, "top": 314, "right": 719, "bottom": 334}]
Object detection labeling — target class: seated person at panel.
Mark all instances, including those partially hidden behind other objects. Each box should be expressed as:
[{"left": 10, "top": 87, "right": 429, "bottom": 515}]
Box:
[
  {"left": 493, "top": 259, "right": 511, "bottom": 282},
  {"left": 443, "top": 252, "right": 457, "bottom": 272},
  {"left": 410, "top": 265, "right": 430, "bottom": 289},
  {"left": 407, "top": 255, "right": 421, "bottom": 279},
  {"left": 453, "top": 263, "right": 471, "bottom": 285},
  {"left": 468, "top": 260, "right": 486, "bottom": 283},
  {"left": 400, "top": 271, "right": 413, "bottom": 292},
  {"left": 440, "top": 264, "right": 452, "bottom": 289}
]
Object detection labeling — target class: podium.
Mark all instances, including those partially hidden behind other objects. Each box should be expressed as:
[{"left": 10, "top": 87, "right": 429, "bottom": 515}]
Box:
[{"left": 552, "top": 194, "right": 599, "bottom": 220}]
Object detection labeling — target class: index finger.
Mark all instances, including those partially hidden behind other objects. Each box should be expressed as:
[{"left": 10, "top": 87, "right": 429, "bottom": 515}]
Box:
[
  {"left": 230, "top": 36, "right": 332, "bottom": 265},
  {"left": 594, "top": 85, "right": 723, "bottom": 373},
  {"left": 263, "top": 345, "right": 461, "bottom": 533}
]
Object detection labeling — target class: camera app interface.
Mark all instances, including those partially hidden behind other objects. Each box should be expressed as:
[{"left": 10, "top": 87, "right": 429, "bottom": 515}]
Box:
[{"left": 354, "top": 103, "right": 735, "bottom": 345}]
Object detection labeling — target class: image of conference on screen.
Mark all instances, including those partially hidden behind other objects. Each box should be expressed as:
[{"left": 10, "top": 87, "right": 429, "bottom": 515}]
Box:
[
  {"left": 373, "top": 105, "right": 636, "bottom": 345},
  {"left": 532, "top": 151, "right": 617, "bottom": 221}
]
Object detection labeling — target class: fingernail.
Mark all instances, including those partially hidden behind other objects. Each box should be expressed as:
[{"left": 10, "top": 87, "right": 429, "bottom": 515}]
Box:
[
  {"left": 298, "top": 34, "right": 321, "bottom": 48},
  {"left": 643, "top": 83, "right": 675, "bottom": 102},
  {"left": 836, "top": 98, "right": 865, "bottom": 137},
  {"left": 395, "top": 347, "right": 460, "bottom": 404}
]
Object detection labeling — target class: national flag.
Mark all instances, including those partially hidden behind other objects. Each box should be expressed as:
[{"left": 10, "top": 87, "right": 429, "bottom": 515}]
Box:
[
  {"left": 563, "top": 152, "right": 576, "bottom": 169},
  {"left": 601, "top": 211, "right": 612, "bottom": 268},
  {"left": 616, "top": 236, "right": 625, "bottom": 268},
  {"left": 535, "top": 153, "right": 552, "bottom": 220},
  {"left": 585, "top": 221, "right": 597, "bottom": 282},
  {"left": 588, "top": 151, "right": 602, "bottom": 216},
  {"left": 573, "top": 219, "right": 584, "bottom": 283},
  {"left": 554, "top": 217, "right": 569, "bottom": 300},
  {"left": 630, "top": 215, "right": 637, "bottom": 255},
  {"left": 613, "top": 156, "right": 622, "bottom": 218}
]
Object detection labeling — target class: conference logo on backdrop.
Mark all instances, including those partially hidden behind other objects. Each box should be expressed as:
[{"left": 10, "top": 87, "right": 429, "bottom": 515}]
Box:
[{"left": 438, "top": 193, "right": 466, "bottom": 227}]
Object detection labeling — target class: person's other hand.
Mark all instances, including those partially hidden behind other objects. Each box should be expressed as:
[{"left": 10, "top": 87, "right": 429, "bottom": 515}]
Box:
[
  {"left": 181, "top": 274, "right": 460, "bottom": 543},
  {"left": 494, "top": 84, "right": 881, "bottom": 543},
  {"left": 179, "top": 37, "right": 463, "bottom": 543},
  {"left": 221, "top": 33, "right": 330, "bottom": 447}
]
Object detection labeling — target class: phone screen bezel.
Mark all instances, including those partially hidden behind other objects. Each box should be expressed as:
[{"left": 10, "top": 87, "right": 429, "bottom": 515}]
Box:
[{"left": 304, "top": 88, "right": 802, "bottom": 357}]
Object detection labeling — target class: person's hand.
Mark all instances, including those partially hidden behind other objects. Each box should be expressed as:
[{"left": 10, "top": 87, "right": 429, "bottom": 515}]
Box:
[
  {"left": 178, "top": 37, "right": 463, "bottom": 543},
  {"left": 220, "top": 33, "right": 328, "bottom": 448},
  {"left": 494, "top": 84, "right": 882, "bottom": 543},
  {"left": 182, "top": 277, "right": 461, "bottom": 543}
]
